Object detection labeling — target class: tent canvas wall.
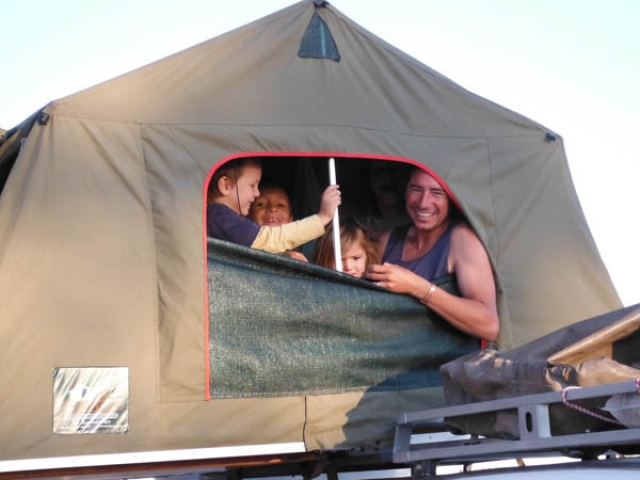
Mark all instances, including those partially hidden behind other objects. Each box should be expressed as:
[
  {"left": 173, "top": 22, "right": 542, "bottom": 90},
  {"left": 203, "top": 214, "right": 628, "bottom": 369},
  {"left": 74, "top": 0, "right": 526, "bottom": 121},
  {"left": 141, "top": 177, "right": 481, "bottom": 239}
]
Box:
[{"left": 0, "top": 0, "right": 621, "bottom": 463}]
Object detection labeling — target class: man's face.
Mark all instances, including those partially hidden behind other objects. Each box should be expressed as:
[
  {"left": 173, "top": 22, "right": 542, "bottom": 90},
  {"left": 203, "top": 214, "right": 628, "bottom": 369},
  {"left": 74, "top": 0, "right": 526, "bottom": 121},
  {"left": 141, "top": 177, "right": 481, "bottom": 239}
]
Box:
[
  {"left": 231, "top": 162, "right": 262, "bottom": 216},
  {"left": 249, "top": 187, "right": 293, "bottom": 226},
  {"left": 405, "top": 170, "right": 450, "bottom": 231}
]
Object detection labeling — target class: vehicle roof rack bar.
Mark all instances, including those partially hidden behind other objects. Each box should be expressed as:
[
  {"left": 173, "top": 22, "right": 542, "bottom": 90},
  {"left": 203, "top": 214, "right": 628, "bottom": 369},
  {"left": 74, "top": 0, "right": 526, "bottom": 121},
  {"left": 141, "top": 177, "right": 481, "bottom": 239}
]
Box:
[{"left": 394, "top": 380, "right": 640, "bottom": 465}]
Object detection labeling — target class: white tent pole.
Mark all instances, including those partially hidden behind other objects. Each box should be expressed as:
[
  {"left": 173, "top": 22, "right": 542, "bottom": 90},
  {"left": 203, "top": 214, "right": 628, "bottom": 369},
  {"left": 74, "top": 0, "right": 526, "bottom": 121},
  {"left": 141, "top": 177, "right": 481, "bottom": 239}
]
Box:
[{"left": 328, "top": 158, "right": 343, "bottom": 272}]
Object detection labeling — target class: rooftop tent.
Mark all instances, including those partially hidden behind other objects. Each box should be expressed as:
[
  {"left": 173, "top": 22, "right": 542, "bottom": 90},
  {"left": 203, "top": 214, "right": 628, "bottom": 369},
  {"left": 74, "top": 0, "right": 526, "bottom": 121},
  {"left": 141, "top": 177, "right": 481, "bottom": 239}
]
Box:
[{"left": 0, "top": 0, "right": 621, "bottom": 464}]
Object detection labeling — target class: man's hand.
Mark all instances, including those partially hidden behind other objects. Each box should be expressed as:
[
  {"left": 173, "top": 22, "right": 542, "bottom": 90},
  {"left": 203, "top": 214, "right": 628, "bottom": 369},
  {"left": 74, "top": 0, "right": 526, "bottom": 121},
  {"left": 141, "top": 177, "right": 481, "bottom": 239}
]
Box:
[{"left": 365, "top": 262, "right": 423, "bottom": 297}]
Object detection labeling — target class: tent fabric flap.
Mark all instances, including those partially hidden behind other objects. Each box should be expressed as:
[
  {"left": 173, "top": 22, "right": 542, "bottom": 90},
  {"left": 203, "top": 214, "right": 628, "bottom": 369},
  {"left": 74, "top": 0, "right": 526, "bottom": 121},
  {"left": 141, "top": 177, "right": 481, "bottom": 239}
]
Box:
[{"left": 207, "top": 238, "right": 479, "bottom": 399}]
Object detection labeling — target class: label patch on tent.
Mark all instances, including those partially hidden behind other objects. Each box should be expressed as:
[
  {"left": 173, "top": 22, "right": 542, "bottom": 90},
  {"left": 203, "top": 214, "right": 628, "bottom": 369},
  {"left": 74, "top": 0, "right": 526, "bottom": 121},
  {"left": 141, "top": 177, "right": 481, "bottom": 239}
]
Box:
[{"left": 52, "top": 367, "right": 129, "bottom": 434}]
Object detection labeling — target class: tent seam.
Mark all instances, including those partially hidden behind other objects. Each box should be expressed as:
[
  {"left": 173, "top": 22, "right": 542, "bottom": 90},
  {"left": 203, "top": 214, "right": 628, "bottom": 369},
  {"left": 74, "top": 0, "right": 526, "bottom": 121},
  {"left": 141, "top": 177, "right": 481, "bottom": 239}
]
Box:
[
  {"left": 43, "top": 113, "right": 548, "bottom": 140},
  {"left": 165, "top": 126, "right": 209, "bottom": 171},
  {"left": 486, "top": 138, "right": 501, "bottom": 268},
  {"left": 485, "top": 138, "right": 511, "bottom": 348},
  {"left": 137, "top": 123, "right": 163, "bottom": 405}
]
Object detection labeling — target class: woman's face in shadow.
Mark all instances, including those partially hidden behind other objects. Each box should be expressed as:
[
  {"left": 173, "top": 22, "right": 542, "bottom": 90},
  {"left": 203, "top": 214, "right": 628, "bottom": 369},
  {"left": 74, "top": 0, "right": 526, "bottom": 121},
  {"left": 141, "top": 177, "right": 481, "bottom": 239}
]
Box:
[{"left": 369, "top": 163, "right": 405, "bottom": 210}]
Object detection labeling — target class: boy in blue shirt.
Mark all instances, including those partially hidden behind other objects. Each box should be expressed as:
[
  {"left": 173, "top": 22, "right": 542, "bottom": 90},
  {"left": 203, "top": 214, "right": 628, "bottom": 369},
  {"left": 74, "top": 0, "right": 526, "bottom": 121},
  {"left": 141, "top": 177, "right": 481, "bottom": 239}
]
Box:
[{"left": 207, "top": 158, "right": 341, "bottom": 253}]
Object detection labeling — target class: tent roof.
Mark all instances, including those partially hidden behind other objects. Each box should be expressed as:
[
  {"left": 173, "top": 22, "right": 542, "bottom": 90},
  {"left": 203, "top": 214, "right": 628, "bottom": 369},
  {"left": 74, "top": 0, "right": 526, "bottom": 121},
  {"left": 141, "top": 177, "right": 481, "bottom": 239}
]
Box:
[{"left": 51, "top": 1, "right": 547, "bottom": 136}]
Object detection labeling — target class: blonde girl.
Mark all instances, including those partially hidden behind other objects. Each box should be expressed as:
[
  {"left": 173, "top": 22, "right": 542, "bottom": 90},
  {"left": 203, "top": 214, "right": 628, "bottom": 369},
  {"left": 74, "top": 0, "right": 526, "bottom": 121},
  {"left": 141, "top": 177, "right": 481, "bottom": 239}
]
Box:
[{"left": 313, "top": 218, "right": 381, "bottom": 278}]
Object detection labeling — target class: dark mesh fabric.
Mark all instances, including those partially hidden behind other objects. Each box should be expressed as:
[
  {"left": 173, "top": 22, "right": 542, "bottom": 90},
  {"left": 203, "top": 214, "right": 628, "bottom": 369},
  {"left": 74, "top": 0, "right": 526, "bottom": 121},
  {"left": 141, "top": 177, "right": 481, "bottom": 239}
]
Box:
[
  {"left": 298, "top": 12, "right": 340, "bottom": 61},
  {"left": 207, "top": 238, "right": 478, "bottom": 399}
]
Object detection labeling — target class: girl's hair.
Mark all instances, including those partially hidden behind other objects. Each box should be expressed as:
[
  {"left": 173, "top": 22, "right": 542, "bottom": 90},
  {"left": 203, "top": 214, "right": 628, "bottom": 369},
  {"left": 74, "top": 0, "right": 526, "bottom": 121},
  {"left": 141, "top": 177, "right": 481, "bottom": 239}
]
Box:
[{"left": 313, "top": 217, "right": 381, "bottom": 270}]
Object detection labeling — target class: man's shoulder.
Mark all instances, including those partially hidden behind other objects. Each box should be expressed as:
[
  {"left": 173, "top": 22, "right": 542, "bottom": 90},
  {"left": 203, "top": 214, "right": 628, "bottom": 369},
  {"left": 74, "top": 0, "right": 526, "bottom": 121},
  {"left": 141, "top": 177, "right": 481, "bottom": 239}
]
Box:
[
  {"left": 451, "top": 220, "right": 476, "bottom": 236},
  {"left": 450, "top": 221, "right": 484, "bottom": 248},
  {"left": 450, "top": 221, "right": 489, "bottom": 263}
]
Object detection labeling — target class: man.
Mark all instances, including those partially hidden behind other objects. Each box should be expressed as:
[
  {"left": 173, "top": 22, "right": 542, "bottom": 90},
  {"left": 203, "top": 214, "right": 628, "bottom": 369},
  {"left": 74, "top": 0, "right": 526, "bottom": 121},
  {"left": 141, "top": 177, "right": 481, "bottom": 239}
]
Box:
[{"left": 365, "top": 168, "right": 499, "bottom": 342}]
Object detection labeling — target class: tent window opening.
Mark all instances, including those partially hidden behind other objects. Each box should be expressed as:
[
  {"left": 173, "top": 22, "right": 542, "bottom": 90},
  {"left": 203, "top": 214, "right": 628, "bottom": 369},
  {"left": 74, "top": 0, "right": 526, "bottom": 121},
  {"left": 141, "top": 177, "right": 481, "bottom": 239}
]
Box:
[
  {"left": 205, "top": 156, "right": 479, "bottom": 399},
  {"left": 205, "top": 156, "right": 414, "bottom": 257}
]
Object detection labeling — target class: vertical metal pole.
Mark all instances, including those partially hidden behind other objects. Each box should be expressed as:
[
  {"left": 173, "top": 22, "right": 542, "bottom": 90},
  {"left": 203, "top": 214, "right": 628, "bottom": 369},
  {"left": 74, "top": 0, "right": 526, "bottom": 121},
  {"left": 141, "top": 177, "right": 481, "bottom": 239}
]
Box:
[{"left": 328, "top": 158, "right": 342, "bottom": 272}]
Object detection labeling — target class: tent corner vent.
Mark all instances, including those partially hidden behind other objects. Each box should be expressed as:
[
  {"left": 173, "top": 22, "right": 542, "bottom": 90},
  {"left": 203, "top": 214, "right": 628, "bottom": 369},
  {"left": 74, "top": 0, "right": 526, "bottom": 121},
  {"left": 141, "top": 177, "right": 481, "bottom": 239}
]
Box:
[
  {"left": 298, "top": 12, "right": 340, "bottom": 62},
  {"left": 37, "top": 112, "right": 50, "bottom": 126}
]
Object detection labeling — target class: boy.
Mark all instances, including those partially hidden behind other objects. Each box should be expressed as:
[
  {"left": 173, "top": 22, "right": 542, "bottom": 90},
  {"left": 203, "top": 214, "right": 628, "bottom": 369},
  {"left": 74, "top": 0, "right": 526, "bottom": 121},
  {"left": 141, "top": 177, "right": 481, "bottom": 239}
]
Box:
[
  {"left": 248, "top": 183, "right": 295, "bottom": 227},
  {"left": 207, "top": 158, "right": 341, "bottom": 254},
  {"left": 249, "top": 182, "right": 310, "bottom": 261}
]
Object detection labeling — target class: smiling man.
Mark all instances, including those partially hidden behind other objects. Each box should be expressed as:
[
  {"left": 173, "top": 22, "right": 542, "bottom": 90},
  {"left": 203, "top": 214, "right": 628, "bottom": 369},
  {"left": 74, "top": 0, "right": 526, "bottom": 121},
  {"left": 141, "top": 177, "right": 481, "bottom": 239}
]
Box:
[{"left": 365, "top": 168, "right": 500, "bottom": 342}]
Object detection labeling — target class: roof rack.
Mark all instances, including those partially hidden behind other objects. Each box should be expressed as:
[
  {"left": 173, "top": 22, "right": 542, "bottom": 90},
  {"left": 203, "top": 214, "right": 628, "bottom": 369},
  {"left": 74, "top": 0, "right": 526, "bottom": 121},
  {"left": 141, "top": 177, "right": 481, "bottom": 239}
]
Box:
[{"left": 394, "top": 380, "right": 640, "bottom": 473}]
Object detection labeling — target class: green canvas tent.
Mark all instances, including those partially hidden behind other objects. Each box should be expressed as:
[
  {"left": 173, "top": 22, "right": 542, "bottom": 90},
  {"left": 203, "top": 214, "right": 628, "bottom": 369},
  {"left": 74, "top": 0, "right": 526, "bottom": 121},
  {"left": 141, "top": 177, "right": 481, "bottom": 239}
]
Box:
[{"left": 0, "top": 0, "right": 621, "bottom": 468}]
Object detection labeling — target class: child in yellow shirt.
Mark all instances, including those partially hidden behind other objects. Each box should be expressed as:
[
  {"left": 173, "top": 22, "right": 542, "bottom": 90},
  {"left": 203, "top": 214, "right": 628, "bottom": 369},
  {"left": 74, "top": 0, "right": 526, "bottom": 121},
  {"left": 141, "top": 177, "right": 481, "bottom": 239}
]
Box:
[{"left": 207, "top": 158, "right": 340, "bottom": 253}]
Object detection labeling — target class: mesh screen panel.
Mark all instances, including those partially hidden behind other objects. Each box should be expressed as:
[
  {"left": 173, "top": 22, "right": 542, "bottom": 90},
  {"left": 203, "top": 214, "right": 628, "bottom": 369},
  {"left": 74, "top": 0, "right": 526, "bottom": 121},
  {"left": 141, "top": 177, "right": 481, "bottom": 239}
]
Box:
[{"left": 208, "top": 239, "right": 478, "bottom": 398}]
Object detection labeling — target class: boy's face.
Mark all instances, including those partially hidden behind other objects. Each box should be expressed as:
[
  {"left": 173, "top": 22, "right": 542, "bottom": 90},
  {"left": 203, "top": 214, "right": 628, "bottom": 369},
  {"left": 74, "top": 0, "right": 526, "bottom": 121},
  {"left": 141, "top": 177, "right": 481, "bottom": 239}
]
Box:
[
  {"left": 229, "top": 162, "right": 262, "bottom": 216},
  {"left": 249, "top": 187, "right": 293, "bottom": 226}
]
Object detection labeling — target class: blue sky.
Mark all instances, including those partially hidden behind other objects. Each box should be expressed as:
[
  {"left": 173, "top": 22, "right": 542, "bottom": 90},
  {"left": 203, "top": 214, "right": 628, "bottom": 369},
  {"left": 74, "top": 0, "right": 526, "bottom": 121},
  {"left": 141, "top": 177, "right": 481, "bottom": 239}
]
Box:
[{"left": 2, "top": 0, "right": 639, "bottom": 306}]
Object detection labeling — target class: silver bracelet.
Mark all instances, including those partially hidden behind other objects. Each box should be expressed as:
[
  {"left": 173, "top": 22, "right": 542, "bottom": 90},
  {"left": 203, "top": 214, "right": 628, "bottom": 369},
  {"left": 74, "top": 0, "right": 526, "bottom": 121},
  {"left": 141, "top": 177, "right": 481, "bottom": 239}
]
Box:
[{"left": 421, "top": 283, "right": 437, "bottom": 304}]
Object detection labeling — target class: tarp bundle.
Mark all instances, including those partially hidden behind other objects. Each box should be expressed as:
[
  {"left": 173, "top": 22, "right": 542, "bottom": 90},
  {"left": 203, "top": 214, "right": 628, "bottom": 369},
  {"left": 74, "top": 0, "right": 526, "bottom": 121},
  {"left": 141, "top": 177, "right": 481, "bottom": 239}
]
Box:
[
  {"left": 441, "top": 304, "right": 640, "bottom": 438},
  {"left": 0, "top": 0, "right": 622, "bottom": 462}
]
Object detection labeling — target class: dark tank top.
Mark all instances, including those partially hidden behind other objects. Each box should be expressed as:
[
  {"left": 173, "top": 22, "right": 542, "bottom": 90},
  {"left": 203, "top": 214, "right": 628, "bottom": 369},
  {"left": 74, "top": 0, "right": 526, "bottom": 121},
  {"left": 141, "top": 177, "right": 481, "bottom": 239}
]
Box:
[{"left": 383, "top": 222, "right": 455, "bottom": 280}]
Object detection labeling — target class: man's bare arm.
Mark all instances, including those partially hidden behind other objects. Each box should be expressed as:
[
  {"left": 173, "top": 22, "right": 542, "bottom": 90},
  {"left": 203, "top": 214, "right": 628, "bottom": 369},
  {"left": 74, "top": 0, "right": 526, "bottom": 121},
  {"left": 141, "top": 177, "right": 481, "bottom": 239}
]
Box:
[
  {"left": 366, "top": 224, "right": 499, "bottom": 341},
  {"left": 427, "top": 224, "right": 499, "bottom": 341}
]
